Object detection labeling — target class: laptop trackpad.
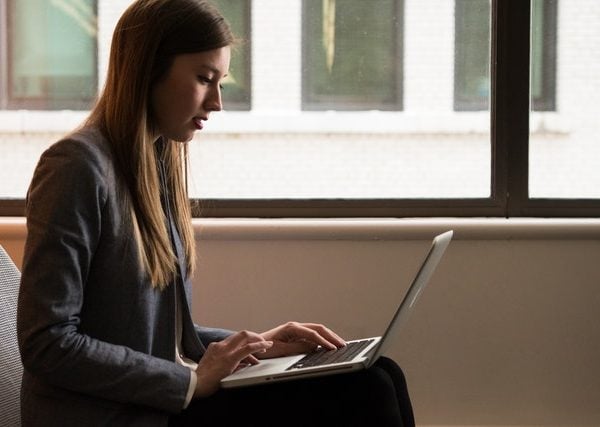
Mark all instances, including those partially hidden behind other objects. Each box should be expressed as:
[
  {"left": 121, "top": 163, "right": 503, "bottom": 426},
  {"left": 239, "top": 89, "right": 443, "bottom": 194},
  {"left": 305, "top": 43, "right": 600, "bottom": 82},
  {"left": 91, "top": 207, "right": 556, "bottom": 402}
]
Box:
[{"left": 226, "top": 355, "right": 303, "bottom": 380}]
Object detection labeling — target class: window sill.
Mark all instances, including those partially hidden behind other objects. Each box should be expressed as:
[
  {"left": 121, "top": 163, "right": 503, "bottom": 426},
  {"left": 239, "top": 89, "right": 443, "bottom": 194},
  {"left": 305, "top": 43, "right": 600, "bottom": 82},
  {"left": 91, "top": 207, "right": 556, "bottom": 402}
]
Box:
[
  {"left": 0, "top": 110, "right": 569, "bottom": 136},
  {"left": 3, "top": 217, "right": 599, "bottom": 242},
  {"left": 192, "top": 217, "right": 600, "bottom": 240}
]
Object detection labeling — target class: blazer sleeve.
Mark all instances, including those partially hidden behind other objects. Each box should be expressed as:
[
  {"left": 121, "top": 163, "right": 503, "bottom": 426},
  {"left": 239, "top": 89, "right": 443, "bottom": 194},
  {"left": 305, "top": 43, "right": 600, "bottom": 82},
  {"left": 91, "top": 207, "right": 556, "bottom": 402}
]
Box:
[
  {"left": 195, "top": 326, "right": 234, "bottom": 344},
  {"left": 17, "top": 139, "right": 190, "bottom": 413}
]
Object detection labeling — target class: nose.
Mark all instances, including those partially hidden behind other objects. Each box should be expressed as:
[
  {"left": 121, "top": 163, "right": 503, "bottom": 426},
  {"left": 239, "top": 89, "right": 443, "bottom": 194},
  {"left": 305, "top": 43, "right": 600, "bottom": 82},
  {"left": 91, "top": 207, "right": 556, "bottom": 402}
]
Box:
[{"left": 205, "top": 85, "right": 223, "bottom": 112}]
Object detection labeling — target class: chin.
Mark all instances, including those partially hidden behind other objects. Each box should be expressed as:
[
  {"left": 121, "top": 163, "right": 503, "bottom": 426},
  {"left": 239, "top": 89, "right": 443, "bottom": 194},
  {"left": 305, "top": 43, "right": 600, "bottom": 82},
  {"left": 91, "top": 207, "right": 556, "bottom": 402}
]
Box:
[{"left": 170, "top": 132, "right": 194, "bottom": 143}]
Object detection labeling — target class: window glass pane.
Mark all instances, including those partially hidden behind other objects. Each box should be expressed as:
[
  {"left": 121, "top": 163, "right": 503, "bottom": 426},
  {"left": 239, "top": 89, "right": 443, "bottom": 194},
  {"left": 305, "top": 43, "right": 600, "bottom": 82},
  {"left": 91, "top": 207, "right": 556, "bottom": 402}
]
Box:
[
  {"left": 302, "top": 0, "right": 402, "bottom": 110},
  {"left": 454, "top": 0, "right": 490, "bottom": 111},
  {"left": 188, "top": 0, "right": 490, "bottom": 200},
  {"left": 529, "top": 0, "right": 600, "bottom": 198},
  {"left": 530, "top": 0, "right": 557, "bottom": 111},
  {"left": 0, "top": 0, "right": 491, "bottom": 202},
  {"left": 454, "top": 0, "right": 555, "bottom": 112},
  {"left": 7, "top": 0, "right": 97, "bottom": 110},
  {"left": 211, "top": 0, "right": 251, "bottom": 110}
]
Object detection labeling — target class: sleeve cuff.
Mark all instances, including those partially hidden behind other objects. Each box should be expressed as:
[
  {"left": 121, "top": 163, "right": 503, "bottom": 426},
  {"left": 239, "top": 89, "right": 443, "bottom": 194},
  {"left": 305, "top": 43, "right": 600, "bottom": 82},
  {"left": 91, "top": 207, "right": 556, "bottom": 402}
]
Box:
[{"left": 183, "top": 370, "right": 197, "bottom": 409}]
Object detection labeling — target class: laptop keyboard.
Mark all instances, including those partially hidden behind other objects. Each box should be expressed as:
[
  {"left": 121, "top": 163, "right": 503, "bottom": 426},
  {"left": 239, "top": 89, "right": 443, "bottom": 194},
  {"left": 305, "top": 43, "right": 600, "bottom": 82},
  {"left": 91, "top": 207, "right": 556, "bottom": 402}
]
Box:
[{"left": 286, "top": 339, "right": 375, "bottom": 371}]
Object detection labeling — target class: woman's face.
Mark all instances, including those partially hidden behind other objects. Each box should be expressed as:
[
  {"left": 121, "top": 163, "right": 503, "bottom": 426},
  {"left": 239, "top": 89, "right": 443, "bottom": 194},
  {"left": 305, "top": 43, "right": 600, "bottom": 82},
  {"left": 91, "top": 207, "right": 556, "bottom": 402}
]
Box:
[{"left": 151, "top": 46, "right": 231, "bottom": 142}]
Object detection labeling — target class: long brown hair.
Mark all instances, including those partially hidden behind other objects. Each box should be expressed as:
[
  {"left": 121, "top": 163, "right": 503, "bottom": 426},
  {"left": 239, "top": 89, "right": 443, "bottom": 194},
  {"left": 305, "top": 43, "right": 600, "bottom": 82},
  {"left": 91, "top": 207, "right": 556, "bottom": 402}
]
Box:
[{"left": 86, "top": 0, "right": 233, "bottom": 289}]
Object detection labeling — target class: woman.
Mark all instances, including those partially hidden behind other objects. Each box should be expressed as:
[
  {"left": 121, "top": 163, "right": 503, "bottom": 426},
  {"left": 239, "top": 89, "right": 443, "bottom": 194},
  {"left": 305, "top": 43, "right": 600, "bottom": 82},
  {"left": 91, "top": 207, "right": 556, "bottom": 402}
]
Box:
[{"left": 17, "top": 1, "right": 414, "bottom": 426}]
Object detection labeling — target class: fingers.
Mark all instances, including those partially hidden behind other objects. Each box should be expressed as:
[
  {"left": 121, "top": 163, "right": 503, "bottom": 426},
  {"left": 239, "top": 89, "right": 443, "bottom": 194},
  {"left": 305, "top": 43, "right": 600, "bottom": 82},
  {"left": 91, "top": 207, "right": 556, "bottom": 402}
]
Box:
[
  {"left": 194, "top": 330, "right": 273, "bottom": 398},
  {"left": 235, "top": 353, "right": 262, "bottom": 372},
  {"left": 241, "top": 354, "right": 261, "bottom": 365},
  {"left": 282, "top": 322, "right": 345, "bottom": 350},
  {"left": 261, "top": 322, "right": 346, "bottom": 358},
  {"left": 223, "top": 330, "right": 274, "bottom": 359},
  {"left": 300, "top": 322, "right": 346, "bottom": 348}
]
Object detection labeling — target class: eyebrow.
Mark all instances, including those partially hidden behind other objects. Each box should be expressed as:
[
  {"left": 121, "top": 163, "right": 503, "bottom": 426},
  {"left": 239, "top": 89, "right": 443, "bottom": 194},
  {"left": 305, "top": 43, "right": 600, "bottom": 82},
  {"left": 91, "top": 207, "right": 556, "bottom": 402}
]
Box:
[{"left": 199, "top": 64, "right": 228, "bottom": 78}]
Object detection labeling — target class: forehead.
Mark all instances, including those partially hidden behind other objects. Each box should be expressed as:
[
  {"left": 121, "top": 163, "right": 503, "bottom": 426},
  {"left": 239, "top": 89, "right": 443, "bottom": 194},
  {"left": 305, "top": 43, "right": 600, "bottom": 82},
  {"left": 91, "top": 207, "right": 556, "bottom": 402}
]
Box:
[{"left": 173, "top": 46, "right": 231, "bottom": 74}]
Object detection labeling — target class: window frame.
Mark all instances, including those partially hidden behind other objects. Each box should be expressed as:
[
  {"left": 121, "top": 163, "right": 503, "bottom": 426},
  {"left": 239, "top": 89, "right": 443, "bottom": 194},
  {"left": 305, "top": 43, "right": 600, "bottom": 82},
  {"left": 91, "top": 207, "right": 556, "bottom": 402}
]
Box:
[{"left": 2, "top": 0, "right": 600, "bottom": 218}]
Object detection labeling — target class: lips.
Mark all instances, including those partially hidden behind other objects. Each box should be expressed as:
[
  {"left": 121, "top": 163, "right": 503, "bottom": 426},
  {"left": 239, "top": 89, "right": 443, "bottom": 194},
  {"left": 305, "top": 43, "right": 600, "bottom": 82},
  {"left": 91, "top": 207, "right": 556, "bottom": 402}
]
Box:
[{"left": 192, "top": 117, "right": 204, "bottom": 130}]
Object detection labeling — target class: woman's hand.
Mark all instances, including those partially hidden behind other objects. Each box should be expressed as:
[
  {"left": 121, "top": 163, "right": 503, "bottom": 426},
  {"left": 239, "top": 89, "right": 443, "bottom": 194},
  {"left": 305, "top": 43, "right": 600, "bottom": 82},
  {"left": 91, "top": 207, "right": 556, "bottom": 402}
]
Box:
[
  {"left": 193, "top": 330, "right": 273, "bottom": 398},
  {"left": 259, "top": 321, "right": 346, "bottom": 359}
]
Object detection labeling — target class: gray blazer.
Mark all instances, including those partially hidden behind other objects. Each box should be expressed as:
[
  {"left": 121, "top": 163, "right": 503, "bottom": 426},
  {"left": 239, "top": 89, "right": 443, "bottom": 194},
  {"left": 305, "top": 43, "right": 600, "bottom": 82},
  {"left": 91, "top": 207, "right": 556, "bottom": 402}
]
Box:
[{"left": 17, "top": 127, "right": 231, "bottom": 427}]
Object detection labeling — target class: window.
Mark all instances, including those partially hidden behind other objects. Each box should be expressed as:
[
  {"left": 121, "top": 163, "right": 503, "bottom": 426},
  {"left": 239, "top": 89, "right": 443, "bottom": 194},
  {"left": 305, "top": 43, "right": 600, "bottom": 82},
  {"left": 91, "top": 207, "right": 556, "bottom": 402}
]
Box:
[
  {"left": 530, "top": 0, "right": 557, "bottom": 111},
  {"left": 0, "top": 0, "right": 98, "bottom": 110},
  {"left": 302, "top": 0, "right": 403, "bottom": 110},
  {"left": 454, "top": 0, "right": 491, "bottom": 111},
  {"left": 454, "top": 0, "right": 557, "bottom": 111},
  {"left": 1, "top": 0, "right": 600, "bottom": 218},
  {"left": 529, "top": 0, "right": 599, "bottom": 200},
  {"left": 211, "top": 0, "right": 251, "bottom": 110},
  {"left": 188, "top": 0, "right": 489, "bottom": 203}
]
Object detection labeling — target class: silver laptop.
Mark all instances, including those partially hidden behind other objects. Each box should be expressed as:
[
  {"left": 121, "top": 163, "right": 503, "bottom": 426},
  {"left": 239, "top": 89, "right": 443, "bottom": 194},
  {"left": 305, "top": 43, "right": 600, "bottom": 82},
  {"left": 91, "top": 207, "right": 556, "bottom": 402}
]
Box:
[{"left": 221, "top": 230, "right": 453, "bottom": 389}]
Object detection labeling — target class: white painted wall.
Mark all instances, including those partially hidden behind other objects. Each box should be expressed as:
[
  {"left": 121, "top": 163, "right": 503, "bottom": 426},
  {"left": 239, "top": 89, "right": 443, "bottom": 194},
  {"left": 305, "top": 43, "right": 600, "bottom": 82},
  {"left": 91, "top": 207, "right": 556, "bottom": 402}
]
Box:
[{"left": 3, "top": 218, "right": 600, "bottom": 426}]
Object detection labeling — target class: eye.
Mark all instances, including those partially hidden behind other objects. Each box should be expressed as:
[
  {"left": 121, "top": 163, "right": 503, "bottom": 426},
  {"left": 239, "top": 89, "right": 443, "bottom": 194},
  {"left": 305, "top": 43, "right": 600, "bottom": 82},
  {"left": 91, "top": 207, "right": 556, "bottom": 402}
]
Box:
[{"left": 197, "top": 75, "right": 212, "bottom": 85}]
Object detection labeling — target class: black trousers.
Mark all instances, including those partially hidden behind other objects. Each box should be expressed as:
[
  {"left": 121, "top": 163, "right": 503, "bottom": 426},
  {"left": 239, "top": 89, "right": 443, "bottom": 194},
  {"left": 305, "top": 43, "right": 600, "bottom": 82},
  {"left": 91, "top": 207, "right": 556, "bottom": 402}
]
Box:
[{"left": 169, "top": 357, "right": 415, "bottom": 427}]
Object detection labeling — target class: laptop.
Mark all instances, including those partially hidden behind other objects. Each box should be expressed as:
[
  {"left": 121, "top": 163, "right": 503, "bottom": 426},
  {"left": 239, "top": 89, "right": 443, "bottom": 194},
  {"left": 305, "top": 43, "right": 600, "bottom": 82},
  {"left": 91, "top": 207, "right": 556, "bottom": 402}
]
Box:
[{"left": 221, "top": 230, "right": 453, "bottom": 389}]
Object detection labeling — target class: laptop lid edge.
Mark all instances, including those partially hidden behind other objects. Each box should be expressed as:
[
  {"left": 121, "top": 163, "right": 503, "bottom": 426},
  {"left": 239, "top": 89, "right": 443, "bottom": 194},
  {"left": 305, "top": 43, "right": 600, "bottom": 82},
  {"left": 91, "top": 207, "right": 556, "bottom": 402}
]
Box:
[{"left": 365, "top": 230, "right": 453, "bottom": 368}]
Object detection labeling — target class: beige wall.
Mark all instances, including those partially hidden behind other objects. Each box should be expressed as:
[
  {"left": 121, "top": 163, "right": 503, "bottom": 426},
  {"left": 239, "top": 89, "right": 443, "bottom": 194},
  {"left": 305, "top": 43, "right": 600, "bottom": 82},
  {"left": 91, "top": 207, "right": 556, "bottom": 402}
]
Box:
[{"left": 2, "top": 218, "right": 600, "bottom": 426}]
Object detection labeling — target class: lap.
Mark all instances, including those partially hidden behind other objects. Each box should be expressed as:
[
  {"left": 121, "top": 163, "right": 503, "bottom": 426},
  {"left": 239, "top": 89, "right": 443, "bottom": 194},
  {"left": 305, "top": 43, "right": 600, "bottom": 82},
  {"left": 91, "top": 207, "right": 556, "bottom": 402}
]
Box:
[{"left": 169, "top": 357, "right": 414, "bottom": 427}]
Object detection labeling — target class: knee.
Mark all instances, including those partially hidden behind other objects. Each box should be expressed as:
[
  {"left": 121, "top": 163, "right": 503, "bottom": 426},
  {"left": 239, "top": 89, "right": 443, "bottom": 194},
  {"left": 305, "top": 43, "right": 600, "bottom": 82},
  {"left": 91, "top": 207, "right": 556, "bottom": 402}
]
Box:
[
  {"left": 361, "top": 363, "right": 398, "bottom": 399},
  {"left": 374, "top": 356, "right": 408, "bottom": 383}
]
